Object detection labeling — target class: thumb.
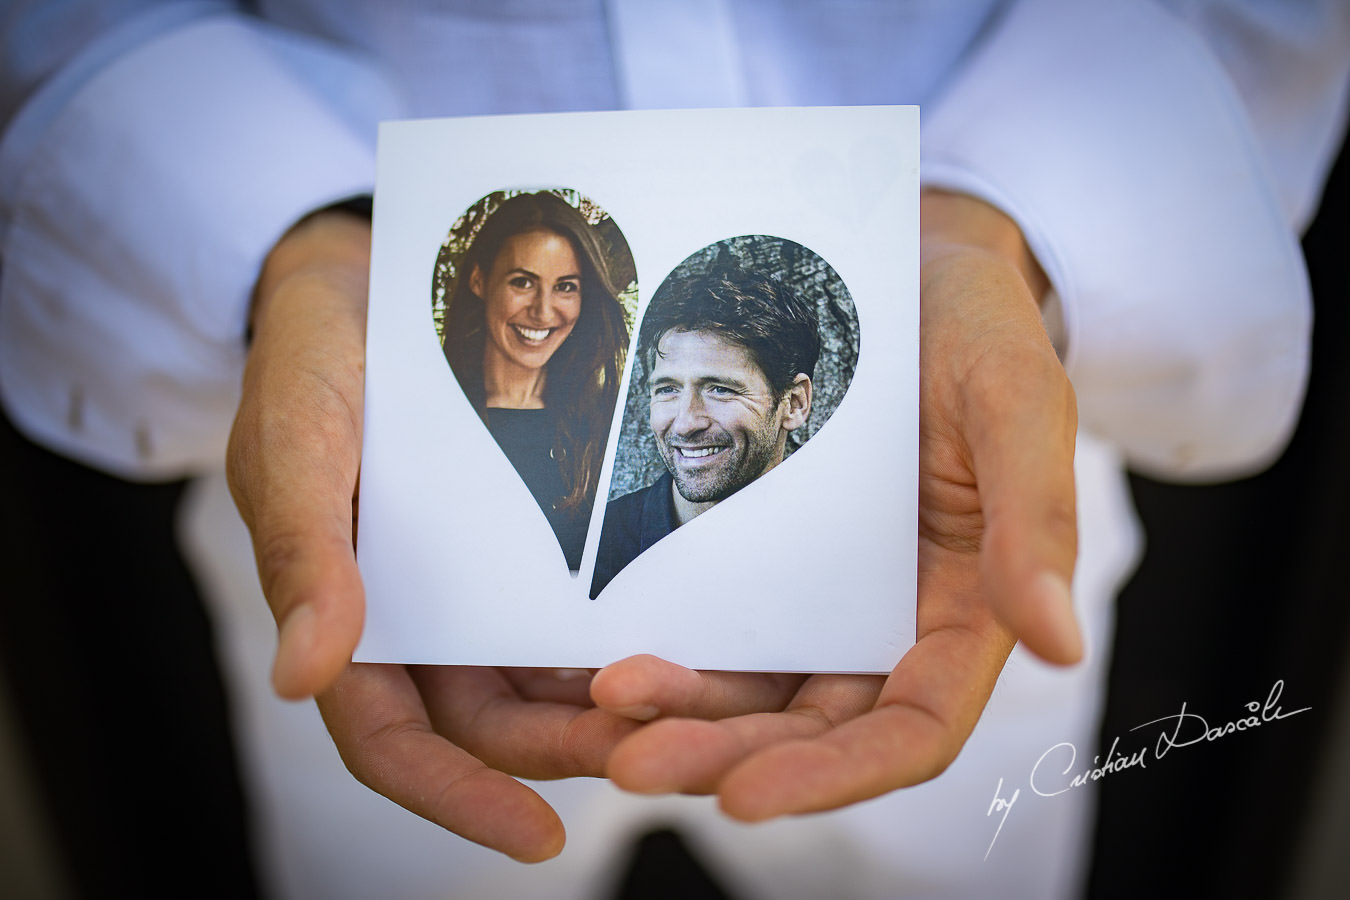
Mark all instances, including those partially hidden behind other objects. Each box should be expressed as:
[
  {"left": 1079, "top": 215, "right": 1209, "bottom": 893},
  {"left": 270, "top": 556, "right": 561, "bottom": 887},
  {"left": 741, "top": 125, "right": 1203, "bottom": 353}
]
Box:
[
  {"left": 244, "top": 457, "right": 366, "bottom": 699},
  {"left": 968, "top": 351, "right": 1082, "bottom": 665},
  {"left": 227, "top": 211, "right": 372, "bottom": 698}
]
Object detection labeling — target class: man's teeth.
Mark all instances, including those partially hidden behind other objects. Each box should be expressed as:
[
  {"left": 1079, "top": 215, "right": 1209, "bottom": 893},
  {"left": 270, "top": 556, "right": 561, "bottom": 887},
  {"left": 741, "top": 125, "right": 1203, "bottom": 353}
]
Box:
[
  {"left": 514, "top": 325, "right": 551, "bottom": 341},
  {"left": 680, "top": 447, "right": 723, "bottom": 458}
]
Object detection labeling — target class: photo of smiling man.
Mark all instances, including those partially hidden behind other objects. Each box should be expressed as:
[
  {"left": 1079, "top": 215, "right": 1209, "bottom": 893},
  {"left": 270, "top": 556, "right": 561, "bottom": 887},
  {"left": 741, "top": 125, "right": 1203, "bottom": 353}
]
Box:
[{"left": 592, "top": 236, "right": 855, "bottom": 597}]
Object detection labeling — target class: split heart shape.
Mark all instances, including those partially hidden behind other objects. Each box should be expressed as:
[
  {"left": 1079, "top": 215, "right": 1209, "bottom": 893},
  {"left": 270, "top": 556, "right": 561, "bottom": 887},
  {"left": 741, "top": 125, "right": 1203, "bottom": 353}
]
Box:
[{"left": 432, "top": 189, "right": 859, "bottom": 597}]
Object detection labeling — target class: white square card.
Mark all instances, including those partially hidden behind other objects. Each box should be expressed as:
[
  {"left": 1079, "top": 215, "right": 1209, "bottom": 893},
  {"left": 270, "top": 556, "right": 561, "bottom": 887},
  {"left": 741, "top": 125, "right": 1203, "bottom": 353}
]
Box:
[{"left": 357, "top": 106, "right": 918, "bottom": 672}]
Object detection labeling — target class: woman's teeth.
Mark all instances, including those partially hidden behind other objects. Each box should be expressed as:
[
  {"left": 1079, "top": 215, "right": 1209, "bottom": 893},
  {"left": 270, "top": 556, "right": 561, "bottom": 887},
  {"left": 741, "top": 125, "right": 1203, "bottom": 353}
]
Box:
[{"left": 513, "top": 325, "right": 551, "bottom": 342}]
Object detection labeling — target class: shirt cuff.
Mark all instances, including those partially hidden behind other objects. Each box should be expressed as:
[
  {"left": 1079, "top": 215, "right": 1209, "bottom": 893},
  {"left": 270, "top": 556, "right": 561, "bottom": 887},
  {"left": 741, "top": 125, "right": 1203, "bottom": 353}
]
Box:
[
  {"left": 0, "top": 10, "right": 405, "bottom": 479},
  {"left": 921, "top": 0, "right": 1312, "bottom": 481}
]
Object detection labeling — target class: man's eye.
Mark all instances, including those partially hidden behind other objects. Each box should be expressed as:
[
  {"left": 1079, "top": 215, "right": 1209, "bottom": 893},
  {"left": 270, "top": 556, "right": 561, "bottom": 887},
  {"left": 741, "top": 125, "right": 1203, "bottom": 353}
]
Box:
[
  {"left": 652, "top": 385, "right": 678, "bottom": 397},
  {"left": 707, "top": 385, "right": 736, "bottom": 396}
]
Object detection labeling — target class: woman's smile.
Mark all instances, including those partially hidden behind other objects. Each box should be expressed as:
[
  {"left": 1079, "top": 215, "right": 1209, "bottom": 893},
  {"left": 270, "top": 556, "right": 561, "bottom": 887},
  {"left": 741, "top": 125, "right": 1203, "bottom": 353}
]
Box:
[{"left": 511, "top": 323, "right": 557, "bottom": 344}]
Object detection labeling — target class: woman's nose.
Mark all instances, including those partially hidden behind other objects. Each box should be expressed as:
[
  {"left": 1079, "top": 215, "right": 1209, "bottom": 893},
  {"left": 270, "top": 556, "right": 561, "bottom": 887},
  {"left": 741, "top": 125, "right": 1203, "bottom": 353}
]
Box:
[{"left": 528, "top": 287, "right": 552, "bottom": 318}]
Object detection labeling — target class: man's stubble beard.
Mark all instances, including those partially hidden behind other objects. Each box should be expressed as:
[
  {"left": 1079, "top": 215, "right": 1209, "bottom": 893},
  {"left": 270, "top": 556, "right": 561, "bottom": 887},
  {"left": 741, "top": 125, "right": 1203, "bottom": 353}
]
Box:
[{"left": 663, "top": 418, "right": 783, "bottom": 505}]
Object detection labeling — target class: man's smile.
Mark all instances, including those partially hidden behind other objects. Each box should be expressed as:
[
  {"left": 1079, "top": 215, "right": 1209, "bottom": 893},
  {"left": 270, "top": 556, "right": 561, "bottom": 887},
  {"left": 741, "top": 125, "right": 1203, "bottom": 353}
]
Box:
[{"left": 675, "top": 445, "right": 728, "bottom": 460}]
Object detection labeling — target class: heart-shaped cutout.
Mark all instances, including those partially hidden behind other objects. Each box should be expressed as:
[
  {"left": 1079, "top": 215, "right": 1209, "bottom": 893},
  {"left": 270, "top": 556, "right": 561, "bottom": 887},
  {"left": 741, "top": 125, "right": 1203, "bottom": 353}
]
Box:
[
  {"left": 591, "top": 234, "right": 859, "bottom": 597},
  {"left": 432, "top": 188, "right": 638, "bottom": 571}
]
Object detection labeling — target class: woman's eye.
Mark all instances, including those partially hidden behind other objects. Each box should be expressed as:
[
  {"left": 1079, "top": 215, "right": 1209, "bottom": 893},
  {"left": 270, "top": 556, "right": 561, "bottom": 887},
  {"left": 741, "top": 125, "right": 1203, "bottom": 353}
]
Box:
[{"left": 509, "top": 276, "right": 534, "bottom": 289}]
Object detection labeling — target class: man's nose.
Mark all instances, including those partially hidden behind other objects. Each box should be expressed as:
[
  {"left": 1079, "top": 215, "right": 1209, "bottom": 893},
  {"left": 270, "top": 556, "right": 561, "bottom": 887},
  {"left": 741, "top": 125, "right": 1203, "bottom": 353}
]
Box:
[{"left": 672, "top": 391, "right": 709, "bottom": 434}]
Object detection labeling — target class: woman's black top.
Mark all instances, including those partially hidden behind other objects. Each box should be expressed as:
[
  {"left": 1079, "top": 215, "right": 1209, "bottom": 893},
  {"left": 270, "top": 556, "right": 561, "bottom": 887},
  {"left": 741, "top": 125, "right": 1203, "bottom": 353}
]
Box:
[{"left": 484, "top": 407, "right": 588, "bottom": 570}]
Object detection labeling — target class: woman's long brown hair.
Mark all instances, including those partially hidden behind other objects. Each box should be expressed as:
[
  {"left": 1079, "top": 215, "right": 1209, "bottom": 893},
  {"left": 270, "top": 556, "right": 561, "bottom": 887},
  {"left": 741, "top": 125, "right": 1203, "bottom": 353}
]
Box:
[{"left": 442, "top": 191, "right": 630, "bottom": 512}]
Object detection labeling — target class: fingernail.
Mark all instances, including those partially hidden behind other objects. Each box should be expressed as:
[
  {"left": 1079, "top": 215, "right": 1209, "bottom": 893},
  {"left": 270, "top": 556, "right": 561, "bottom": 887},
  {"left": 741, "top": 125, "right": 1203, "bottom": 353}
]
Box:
[
  {"left": 273, "top": 604, "right": 317, "bottom": 695},
  {"left": 1035, "top": 572, "right": 1083, "bottom": 663},
  {"left": 612, "top": 704, "right": 660, "bottom": 722}
]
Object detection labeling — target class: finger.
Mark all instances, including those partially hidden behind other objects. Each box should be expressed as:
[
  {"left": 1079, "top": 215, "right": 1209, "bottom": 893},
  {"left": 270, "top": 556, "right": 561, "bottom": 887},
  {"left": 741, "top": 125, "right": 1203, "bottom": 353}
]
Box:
[
  {"left": 227, "top": 217, "right": 372, "bottom": 699},
  {"left": 412, "top": 666, "right": 640, "bottom": 780},
  {"left": 228, "top": 313, "right": 366, "bottom": 697},
  {"left": 501, "top": 667, "right": 597, "bottom": 706},
  {"left": 717, "top": 609, "right": 1010, "bottom": 821},
  {"left": 249, "top": 472, "right": 364, "bottom": 700},
  {"left": 607, "top": 674, "right": 881, "bottom": 794},
  {"left": 964, "top": 342, "right": 1081, "bottom": 664},
  {"left": 317, "top": 664, "right": 565, "bottom": 862},
  {"left": 590, "top": 654, "right": 807, "bottom": 721}
]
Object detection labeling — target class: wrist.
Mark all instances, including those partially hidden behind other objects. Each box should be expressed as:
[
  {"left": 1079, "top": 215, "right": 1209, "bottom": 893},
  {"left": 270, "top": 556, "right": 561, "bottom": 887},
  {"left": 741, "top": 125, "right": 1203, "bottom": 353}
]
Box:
[
  {"left": 920, "top": 189, "right": 1049, "bottom": 304},
  {"left": 251, "top": 206, "right": 373, "bottom": 339}
]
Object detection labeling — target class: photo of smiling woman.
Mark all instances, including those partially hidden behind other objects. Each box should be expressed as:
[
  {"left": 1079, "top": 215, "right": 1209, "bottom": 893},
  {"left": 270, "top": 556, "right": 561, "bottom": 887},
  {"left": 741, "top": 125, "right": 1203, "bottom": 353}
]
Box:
[{"left": 435, "top": 190, "right": 634, "bottom": 570}]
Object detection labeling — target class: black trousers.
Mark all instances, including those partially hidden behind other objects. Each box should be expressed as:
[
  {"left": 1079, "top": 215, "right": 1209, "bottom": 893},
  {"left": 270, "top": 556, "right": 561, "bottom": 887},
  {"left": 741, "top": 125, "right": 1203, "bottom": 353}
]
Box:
[{"left": 0, "top": 413, "right": 261, "bottom": 899}]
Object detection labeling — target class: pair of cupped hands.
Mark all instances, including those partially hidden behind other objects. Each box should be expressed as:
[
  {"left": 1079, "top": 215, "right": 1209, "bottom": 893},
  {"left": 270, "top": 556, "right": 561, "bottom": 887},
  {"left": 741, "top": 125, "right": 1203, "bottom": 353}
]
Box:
[{"left": 226, "top": 189, "right": 1081, "bottom": 862}]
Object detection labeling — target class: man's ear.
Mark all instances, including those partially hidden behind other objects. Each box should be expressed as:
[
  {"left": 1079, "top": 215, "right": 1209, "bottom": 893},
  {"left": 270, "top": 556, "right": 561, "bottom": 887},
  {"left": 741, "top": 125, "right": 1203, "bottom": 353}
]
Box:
[
  {"left": 469, "top": 264, "right": 485, "bottom": 299},
  {"left": 780, "top": 373, "right": 812, "bottom": 431}
]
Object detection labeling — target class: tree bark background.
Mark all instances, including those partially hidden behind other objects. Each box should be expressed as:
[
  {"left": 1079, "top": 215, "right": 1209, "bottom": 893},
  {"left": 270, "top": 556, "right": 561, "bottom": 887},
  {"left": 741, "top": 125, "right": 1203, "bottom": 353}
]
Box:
[{"left": 608, "top": 235, "right": 859, "bottom": 499}]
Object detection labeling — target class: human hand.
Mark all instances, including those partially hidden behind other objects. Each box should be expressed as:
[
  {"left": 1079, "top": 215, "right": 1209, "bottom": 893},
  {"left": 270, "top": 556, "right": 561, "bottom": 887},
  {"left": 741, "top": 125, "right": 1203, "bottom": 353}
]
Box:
[
  {"left": 226, "top": 209, "right": 639, "bottom": 860},
  {"left": 594, "top": 189, "right": 1081, "bottom": 818}
]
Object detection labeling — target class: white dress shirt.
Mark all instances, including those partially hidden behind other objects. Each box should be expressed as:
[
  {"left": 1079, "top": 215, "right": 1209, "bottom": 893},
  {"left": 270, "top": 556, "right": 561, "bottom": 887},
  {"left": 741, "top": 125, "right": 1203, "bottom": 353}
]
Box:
[
  {"left": 2, "top": 0, "right": 1344, "bottom": 481},
  {"left": 2, "top": 2, "right": 1347, "bottom": 897}
]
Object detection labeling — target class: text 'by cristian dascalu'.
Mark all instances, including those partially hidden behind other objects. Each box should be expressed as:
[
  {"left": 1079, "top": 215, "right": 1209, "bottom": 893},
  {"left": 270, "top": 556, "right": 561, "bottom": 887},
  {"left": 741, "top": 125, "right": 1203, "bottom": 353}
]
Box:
[{"left": 982, "top": 679, "right": 1310, "bottom": 860}]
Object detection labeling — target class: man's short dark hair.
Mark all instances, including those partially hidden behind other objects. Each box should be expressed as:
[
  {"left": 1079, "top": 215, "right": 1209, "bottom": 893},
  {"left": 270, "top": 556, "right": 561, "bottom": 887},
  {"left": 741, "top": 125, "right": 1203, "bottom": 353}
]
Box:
[{"left": 638, "top": 268, "right": 820, "bottom": 397}]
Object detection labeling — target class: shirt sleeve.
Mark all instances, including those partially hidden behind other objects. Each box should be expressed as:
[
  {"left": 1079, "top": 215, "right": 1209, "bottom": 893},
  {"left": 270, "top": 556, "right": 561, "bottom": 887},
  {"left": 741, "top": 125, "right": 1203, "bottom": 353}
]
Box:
[
  {"left": 922, "top": 0, "right": 1350, "bottom": 481},
  {"left": 0, "top": 2, "right": 406, "bottom": 479}
]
